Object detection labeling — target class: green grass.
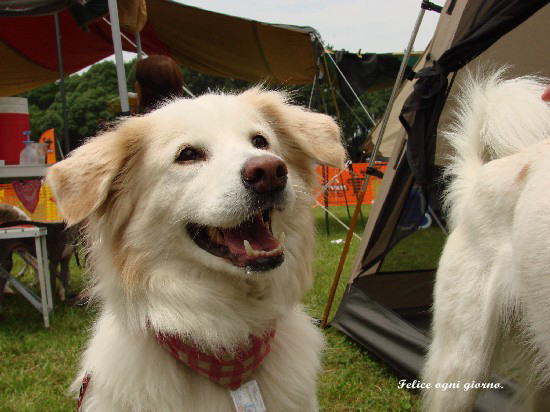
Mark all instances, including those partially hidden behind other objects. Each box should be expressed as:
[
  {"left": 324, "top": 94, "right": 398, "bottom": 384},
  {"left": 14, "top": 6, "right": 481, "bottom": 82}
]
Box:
[
  {"left": 0, "top": 258, "right": 93, "bottom": 412},
  {"left": 0, "top": 206, "right": 445, "bottom": 411},
  {"left": 309, "top": 206, "right": 439, "bottom": 412}
]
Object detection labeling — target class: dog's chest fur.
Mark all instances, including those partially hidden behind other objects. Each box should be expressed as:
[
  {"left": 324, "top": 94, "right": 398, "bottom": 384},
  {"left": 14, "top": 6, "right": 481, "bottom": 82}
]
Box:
[{"left": 76, "top": 305, "right": 323, "bottom": 412}]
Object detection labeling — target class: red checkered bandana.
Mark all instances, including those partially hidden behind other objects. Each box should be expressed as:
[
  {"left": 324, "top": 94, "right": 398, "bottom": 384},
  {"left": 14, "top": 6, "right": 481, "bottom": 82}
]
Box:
[{"left": 154, "top": 329, "right": 276, "bottom": 390}]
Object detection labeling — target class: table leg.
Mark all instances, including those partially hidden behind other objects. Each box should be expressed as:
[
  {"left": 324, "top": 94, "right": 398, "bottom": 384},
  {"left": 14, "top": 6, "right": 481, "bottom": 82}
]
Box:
[
  {"left": 34, "top": 236, "right": 50, "bottom": 328},
  {"left": 40, "top": 236, "right": 53, "bottom": 312}
]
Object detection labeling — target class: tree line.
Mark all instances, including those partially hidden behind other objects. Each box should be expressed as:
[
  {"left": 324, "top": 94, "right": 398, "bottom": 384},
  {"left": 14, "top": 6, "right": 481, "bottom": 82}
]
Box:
[{"left": 21, "top": 57, "right": 391, "bottom": 160}]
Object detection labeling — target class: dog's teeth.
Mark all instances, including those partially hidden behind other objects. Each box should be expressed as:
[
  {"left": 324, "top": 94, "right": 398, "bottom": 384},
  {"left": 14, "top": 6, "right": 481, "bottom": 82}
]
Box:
[
  {"left": 244, "top": 239, "right": 283, "bottom": 258},
  {"left": 278, "top": 232, "right": 286, "bottom": 247},
  {"left": 209, "top": 228, "right": 223, "bottom": 244},
  {"left": 269, "top": 245, "right": 282, "bottom": 256},
  {"left": 244, "top": 240, "right": 254, "bottom": 256}
]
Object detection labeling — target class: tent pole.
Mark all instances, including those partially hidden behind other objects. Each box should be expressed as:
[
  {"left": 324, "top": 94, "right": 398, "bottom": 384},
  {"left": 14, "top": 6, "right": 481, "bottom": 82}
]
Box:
[
  {"left": 54, "top": 13, "right": 69, "bottom": 156},
  {"left": 107, "top": 0, "right": 130, "bottom": 114},
  {"left": 322, "top": 54, "right": 343, "bottom": 124},
  {"left": 315, "top": 35, "right": 376, "bottom": 128},
  {"left": 322, "top": 52, "right": 352, "bottom": 220},
  {"left": 322, "top": 165, "right": 330, "bottom": 236},
  {"left": 307, "top": 73, "right": 317, "bottom": 109},
  {"left": 339, "top": 173, "right": 351, "bottom": 220},
  {"left": 320, "top": 1, "right": 427, "bottom": 329},
  {"left": 135, "top": 32, "right": 143, "bottom": 60},
  {"left": 318, "top": 83, "right": 331, "bottom": 236}
]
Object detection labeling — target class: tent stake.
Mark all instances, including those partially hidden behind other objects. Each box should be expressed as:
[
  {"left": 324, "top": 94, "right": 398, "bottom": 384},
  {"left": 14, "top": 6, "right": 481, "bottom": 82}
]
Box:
[{"left": 320, "top": 1, "right": 427, "bottom": 329}]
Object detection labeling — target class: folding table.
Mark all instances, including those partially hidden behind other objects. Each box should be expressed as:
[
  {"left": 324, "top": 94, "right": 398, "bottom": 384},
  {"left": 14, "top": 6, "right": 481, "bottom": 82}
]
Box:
[{"left": 0, "top": 225, "right": 53, "bottom": 327}]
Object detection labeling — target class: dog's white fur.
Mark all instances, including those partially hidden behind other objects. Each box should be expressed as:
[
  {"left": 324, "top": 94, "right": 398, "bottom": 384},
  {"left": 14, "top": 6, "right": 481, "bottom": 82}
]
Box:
[
  {"left": 422, "top": 72, "right": 550, "bottom": 411},
  {"left": 47, "top": 89, "right": 346, "bottom": 411}
]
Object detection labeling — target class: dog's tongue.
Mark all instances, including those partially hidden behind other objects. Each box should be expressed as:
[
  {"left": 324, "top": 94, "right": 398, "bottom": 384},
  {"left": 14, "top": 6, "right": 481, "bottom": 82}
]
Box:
[{"left": 222, "top": 215, "right": 279, "bottom": 259}]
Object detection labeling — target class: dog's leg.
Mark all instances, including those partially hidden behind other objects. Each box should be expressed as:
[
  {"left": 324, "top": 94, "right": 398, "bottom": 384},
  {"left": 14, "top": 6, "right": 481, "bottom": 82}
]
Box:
[
  {"left": 47, "top": 259, "right": 63, "bottom": 302},
  {"left": 58, "top": 246, "right": 73, "bottom": 302},
  {"left": 0, "top": 267, "right": 8, "bottom": 304},
  {"left": 519, "top": 279, "right": 550, "bottom": 408},
  {"left": 511, "top": 176, "right": 550, "bottom": 403},
  {"left": 422, "top": 230, "right": 506, "bottom": 412}
]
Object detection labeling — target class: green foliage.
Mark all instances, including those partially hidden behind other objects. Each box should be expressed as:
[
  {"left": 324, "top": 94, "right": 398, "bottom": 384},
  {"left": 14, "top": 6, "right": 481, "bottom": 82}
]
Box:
[
  {"left": 180, "top": 66, "right": 250, "bottom": 95},
  {"left": 21, "top": 60, "right": 138, "bottom": 149},
  {"left": 20, "top": 56, "right": 391, "bottom": 157}
]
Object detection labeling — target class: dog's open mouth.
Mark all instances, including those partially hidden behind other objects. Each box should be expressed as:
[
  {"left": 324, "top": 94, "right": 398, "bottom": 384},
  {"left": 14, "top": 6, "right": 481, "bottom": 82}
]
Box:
[{"left": 187, "top": 209, "right": 284, "bottom": 272}]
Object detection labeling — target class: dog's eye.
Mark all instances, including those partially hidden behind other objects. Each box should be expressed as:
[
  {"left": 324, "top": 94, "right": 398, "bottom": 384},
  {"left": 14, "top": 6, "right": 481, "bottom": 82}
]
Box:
[
  {"left": 176, "top": 147, "right": 205, "bottom": 163},
  {"left": 251, "top": 134, "right": 269, "bottom": 149}
]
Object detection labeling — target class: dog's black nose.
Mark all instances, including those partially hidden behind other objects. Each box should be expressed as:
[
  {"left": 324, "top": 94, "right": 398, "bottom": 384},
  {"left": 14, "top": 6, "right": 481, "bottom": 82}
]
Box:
[{"left": 242, "top": 155, "right": 288, "bottom": 194}]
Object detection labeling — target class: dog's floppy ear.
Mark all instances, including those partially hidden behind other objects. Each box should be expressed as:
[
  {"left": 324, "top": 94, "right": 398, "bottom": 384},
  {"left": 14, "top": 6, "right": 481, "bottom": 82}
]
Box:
[
  {"left": 243, "top": 88, "right": 346, "bottom": 169},
  {"left": 47, "top": 119, "right": 146, "bottom": 226}
]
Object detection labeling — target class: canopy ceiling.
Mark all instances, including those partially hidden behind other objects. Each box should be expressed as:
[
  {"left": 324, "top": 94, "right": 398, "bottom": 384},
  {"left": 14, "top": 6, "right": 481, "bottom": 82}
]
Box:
[{"left": 0, "top": 0, "right": 319, "bottom": 96}]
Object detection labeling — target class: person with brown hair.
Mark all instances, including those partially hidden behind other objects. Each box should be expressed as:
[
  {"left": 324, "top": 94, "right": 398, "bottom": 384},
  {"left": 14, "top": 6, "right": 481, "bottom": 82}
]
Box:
[{"left": 135, "top": 55, "right": 185, "bottom": 113}]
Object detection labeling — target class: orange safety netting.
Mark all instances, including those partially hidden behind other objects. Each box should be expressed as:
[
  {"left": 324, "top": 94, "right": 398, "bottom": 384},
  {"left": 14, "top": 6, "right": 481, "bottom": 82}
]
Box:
[{"left": 316, "top": 163, "right": 387, "bottom": 207}]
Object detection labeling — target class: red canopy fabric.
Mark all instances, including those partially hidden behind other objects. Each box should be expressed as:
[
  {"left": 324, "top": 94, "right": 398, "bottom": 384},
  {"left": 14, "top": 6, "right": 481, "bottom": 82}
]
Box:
[{"left": 0, "top": 0, "right": 318, "bottom": 96}]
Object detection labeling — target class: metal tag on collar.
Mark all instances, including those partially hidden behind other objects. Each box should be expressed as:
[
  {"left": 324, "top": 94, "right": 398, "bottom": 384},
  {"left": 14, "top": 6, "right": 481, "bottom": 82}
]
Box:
[{"left": 230, "top": 380, "right": 266, "bottom": 412}]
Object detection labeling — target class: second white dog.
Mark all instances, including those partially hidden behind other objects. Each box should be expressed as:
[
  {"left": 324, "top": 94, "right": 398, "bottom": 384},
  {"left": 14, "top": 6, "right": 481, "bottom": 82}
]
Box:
[{"left": 422, "top": 72, "right": 550, "bottom": 411}]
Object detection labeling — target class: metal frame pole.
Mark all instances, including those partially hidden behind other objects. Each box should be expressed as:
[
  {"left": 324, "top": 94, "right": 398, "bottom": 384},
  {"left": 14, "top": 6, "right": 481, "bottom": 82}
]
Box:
[
  {"left": 107, "top": 0, "right": 130, "bottom": 113},
  {"left": 320, "top": 1, "right": 428, "bottom": 328},
  {"left": 135, "top": 31, "right": 143, "bottom": 60},
  {"left": 54, "top": 13, "right": 70, "bottom": 155}
]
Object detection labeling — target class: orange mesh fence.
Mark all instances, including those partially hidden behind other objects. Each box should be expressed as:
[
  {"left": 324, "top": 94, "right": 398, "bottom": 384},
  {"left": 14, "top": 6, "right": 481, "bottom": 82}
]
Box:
[{"left": 316, "top": 162, "right": 387, "bottom": 206}]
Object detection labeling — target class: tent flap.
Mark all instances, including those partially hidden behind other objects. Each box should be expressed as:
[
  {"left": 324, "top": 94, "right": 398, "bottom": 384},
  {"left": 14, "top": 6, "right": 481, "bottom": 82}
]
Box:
[
  {"left": 332, "top": 282, "right": 431, "bottom": 379},
  {"left": 400, "top": 0, "right": 548, "bottom": 187},
  {"left": 332, "top": 283, "right": 518, "bottom": 412}
]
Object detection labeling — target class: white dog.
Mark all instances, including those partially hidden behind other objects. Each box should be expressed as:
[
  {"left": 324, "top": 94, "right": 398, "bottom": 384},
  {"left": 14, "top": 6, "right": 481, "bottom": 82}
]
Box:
[
  {"left": 47, "top": 89, "right": 345, "bottom": 411},
  {"left": 422, "top": 72, "right": 550, "bottom": 411}
]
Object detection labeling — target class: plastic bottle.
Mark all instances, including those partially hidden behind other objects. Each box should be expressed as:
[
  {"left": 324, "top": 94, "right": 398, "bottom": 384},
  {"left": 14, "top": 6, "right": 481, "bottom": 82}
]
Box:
[{"left": 19, "top": 130, "right": 40, "bottom": 164}]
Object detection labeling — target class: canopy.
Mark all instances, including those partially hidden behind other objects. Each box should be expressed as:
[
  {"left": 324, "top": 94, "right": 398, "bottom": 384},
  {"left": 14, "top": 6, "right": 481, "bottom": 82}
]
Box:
[{"left": 0, "top": 0, "right": 319, "bottom": 96}]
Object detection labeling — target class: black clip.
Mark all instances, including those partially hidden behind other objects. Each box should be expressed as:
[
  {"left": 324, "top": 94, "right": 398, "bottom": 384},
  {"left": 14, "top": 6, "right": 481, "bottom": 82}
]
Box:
[
  {"left": 366, "top": 167, "right": 384, "bottom": 179},
  {"left": 421, "top": 1, "right": 443, "bottom": 13}
]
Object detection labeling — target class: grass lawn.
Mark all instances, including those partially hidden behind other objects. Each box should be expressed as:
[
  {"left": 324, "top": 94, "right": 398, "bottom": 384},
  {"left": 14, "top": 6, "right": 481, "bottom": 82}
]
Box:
[{"left": 0, "top": 205, "right": 444, "bottom": 411}]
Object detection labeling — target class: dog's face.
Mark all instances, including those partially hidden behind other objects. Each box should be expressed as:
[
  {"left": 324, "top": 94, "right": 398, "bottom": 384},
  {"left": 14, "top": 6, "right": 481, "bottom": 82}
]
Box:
[{"left": 47, "top": 89, "right": 345, "bottom": 289}]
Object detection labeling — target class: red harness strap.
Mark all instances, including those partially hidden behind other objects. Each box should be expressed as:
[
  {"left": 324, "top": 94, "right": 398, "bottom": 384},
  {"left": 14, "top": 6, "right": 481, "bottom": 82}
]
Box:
[
  {"left": 155, "top": 330, "right": 276, "bottom": 390},
  {"left": 77, "top": 374, "right": 91, "bottom": 412},
  {"left": 77, "top": 329, "right": 275, "bottom": 409}
]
